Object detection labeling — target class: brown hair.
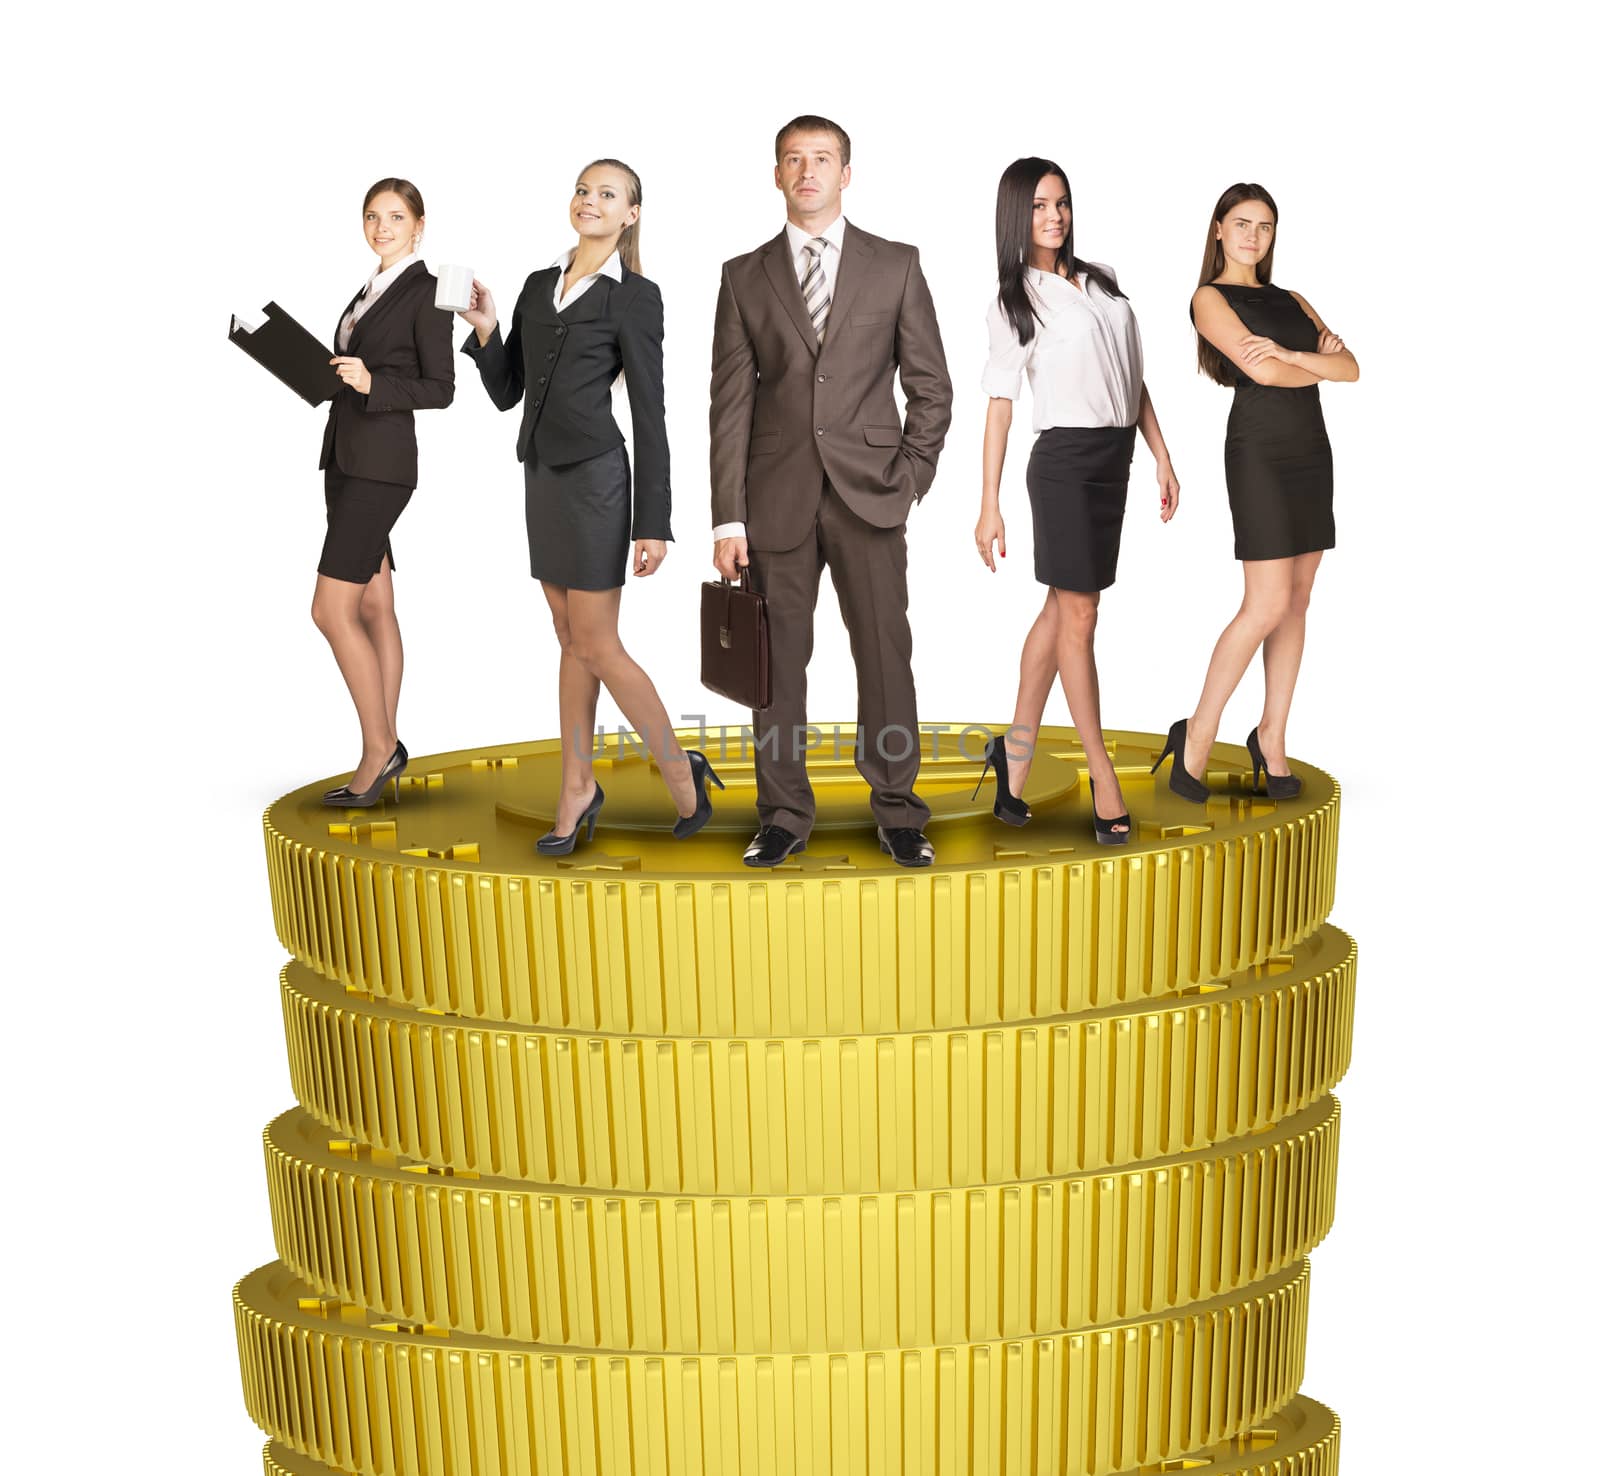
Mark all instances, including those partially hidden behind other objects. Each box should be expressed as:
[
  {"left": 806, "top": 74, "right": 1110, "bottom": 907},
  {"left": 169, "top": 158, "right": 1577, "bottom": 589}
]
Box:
[
  {"left": 774, "top": 114, "right": 851, "bottom": 168},
  {"left": 1195, "top": 182, "right": 1279, "bottom": 385},
  {"left": 580, "top": 158, "right": 643, "bottom": 273},
  {"left": 362, "top": 177, "right": 426, "bottom": 220}
]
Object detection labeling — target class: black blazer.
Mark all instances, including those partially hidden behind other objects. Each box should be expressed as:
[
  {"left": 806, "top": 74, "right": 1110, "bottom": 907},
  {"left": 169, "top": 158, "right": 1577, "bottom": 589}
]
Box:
[
  {"left": 319, "top": 260, "right": 455, "bottom": 487},
  {"left": 462, "top": 263, "right": 671, "bottom": 541}
]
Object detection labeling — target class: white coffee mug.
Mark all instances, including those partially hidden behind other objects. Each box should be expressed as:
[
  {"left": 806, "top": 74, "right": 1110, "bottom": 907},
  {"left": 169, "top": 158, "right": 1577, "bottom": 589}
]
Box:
[{"left": 435, "top": 263, "right": 474, "bottom": 313}]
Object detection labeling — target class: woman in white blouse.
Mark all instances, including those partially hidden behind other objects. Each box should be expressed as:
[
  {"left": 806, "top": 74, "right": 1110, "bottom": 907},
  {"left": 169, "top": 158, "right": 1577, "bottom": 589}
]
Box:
[{"left": 973, "top": 158, "right": 1180, "bottom": 843}]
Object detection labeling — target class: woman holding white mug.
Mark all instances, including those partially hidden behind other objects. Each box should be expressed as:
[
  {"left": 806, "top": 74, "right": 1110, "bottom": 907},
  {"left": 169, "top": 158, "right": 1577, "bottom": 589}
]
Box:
[{"left": 458, "top": 158, "right": 720, "bottom": 854}]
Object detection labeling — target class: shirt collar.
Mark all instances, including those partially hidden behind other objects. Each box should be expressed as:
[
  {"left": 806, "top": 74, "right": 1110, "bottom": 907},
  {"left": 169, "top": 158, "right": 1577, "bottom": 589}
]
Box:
[
  {"left": 1027, "top": 262, "right": 1092, "bottom": 294},
  {"left": 551, "top": 246, "right": 624, "bottom": 282},
  {"left": 786, "top": 213, "right": 847, "bottom": 259},
  {"left": 363, "top": 251, "right": 419, "bottom": 297}
]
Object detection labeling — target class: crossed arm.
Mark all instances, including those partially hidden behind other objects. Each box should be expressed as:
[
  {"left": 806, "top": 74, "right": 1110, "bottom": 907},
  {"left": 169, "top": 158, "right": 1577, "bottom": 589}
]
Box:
[{"left": 1192, "top": 286, "right": 1360, "bottom": 386}]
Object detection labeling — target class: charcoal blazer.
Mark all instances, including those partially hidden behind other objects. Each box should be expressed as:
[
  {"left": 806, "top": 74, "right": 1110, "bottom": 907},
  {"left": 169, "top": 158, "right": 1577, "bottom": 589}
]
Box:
[
  {"left": 319, "top": 260, "right": 455, "bottom": 486},
  {"left": 462, "top": 264, "right": 671, "bottom": 541},
  {"left": 710, "top": 222, "right": 953, "bottom": 552}
]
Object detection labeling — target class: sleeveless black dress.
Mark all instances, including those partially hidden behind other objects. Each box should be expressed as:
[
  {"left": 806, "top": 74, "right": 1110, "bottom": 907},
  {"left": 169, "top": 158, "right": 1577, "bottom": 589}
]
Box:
[{"left": 1203, "top": 282, "right": 1334, "bottom": 561}]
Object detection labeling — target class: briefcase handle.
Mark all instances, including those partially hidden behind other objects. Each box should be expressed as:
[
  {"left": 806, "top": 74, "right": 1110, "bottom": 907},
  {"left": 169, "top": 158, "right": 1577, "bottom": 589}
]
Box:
[{"left": 713, "top": 564, "right": 753, "bottom": 648}]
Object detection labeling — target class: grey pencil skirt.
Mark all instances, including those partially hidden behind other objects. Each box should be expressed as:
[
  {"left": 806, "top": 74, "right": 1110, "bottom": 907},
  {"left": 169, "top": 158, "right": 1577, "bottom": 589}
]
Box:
[{"left": 524, "top": 444, "right": 632, "bottom": 591}]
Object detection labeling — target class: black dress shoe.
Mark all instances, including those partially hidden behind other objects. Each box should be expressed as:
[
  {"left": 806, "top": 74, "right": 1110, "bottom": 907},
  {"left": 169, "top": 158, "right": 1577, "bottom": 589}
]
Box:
[
  {"left": 743, "top": 825, "right": 806, "bottom": 867},
  {"left": 322, "top": 743, "right": 406, "bottom": 808},
  {"left": 878, "top": 826, "right": 934, "bottom": 867}
]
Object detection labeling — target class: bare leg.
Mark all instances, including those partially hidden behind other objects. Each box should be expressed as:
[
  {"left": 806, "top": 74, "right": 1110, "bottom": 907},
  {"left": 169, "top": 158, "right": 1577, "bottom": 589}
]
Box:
[
  {"left": 565, "top": 587, "right": 697, "bottom": 817},
  {"left": 1256, "top": 551, "right": 1322, "bottom": 772},
  {"left": 1050, "top": 588, "right": 1127, "bottom": 832},
  {"left": 1005, "top": 589, "right": 1060, "bottom": 797},
  {"left": 1185, "top": 559, "right": 1294, "bottom": 779},
  {"left": 540, "top": 583, "right": 604, "bottom": 834},
  {"left": 358, "top": 557, "right": 403, "bottom": 738},
  {"left": 312, "top": 574, "right": 397, "bottom": 791}
]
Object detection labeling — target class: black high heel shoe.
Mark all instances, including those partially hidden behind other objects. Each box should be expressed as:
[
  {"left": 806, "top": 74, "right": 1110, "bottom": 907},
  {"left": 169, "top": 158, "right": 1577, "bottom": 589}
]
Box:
[
  {"left": 322, "top": 742, "right": 406, "bottom": 808},
  {"left": 672, "top": 750, "right": 725, "bottom": 839},
  {"left": 536, "top": 782, "right": 605, "bottom": 855},
  {"left": 1150, "top": 719, "right": 1211, "bottom": 804},
  {"left": 972, "top": 735, "right": 1032, "bottom": 826},
  {"left": 1245, "top": 727, "right": 1302, "bottom": 798},
  {"left": 1088, "top": 777, "right": 1131, "bottom": 845}
]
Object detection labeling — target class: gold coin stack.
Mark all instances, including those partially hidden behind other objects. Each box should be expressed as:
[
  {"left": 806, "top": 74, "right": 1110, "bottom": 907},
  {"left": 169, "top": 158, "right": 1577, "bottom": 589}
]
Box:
[{"left": 235, "top": 724, "right": 1350, "bottom": 1474}]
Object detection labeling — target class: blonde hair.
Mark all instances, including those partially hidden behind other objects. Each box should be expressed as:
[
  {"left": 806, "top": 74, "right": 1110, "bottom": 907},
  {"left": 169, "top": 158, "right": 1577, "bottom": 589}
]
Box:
[{"left": 581, "top": 158, "right": 643, "bottom": 272}]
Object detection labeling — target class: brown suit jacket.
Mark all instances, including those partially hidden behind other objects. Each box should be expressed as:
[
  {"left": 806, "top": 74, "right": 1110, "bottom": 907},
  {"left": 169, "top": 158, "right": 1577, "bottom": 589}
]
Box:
[{"left": 710, "top": 222, "right": 953, "bottom": 551}]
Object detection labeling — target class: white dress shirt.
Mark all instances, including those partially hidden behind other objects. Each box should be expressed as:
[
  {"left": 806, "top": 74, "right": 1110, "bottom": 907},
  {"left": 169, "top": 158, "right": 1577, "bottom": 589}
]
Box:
[
  {"left": 981, "top": 263, "right": 1144, "bottom": 431},
  {"left": 337, "top": 252, "right": 419, "bottom": 352},
  {"left": 713, "top": 215, "right": 850, "bottom": 544},
  {"left": 784, "top": 212, "right": 846, "bottom": 298},
  {"left": 552, "top": 245, "right": 623, "bottom": 310}
]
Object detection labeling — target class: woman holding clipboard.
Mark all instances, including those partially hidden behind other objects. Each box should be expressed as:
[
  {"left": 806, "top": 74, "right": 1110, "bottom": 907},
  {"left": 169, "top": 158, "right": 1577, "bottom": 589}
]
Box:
[
  {"left": 459, "top": 159, "right": 719, "bottom": 854},
  {"left": 313, "top": 177, "right": 454, "bottom": 806}
]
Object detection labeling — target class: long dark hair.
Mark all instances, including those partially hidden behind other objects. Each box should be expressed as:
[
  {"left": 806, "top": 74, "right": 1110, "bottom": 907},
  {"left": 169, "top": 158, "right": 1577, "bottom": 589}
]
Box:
[
  {"left": 580, "top": 158, "right": 643, "bottom": 273},
  {"left": 995, "top": 158, "right": 1123, "bottom": 346},
  {"left": 1195, "top": 182, "right": 1279, "bottom": 384}
]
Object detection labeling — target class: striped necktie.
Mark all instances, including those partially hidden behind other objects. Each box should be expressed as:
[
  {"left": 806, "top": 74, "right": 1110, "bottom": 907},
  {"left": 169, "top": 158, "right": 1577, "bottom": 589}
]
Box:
[{"left": 801, "top": 237, "right": 830, "bottom": 343}]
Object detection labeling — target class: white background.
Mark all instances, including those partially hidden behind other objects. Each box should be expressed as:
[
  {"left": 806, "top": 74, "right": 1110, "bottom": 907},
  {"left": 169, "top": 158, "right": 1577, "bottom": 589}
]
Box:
[{"left": 5, "top": 3, "right": 1592, "bottom": 1470}]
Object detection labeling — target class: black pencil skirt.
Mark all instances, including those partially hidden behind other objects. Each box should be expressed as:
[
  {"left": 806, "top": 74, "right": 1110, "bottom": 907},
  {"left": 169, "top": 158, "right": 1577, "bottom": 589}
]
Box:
[
  {"left": 320, "top": 464, "right": 413, "bottom": 583},
  {"left": 525, "top": 444, "right": 632, "bottom": 591},
  {"left": 1025, "top": 425, "right": 1137, "bottom": 591}
]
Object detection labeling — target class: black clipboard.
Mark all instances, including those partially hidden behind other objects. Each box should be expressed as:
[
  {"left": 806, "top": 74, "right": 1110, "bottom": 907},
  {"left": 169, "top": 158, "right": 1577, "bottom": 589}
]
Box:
[{"left": 229, "top": 301, "right": 342, "bottom": 406}]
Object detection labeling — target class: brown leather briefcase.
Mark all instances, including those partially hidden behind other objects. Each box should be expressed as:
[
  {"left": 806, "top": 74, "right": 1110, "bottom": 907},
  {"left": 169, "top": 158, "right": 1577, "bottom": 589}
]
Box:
[{"left": 700, "top": 567, "right": 771, "bottom": 711}]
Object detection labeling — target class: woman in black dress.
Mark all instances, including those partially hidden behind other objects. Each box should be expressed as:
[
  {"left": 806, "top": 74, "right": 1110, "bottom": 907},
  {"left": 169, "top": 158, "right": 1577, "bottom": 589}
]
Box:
[
  {"left": 460, "top": 159, "right": 719, "bottom": 852},
  {"left": 315, "top": 178, "right": 455, "bottom": 807},
  {"left": 1153, "top": 183, "right": 1359, "bottom": 801},
  {"left": 973, "top": 158, "right": 1180, "bottom": 843}
]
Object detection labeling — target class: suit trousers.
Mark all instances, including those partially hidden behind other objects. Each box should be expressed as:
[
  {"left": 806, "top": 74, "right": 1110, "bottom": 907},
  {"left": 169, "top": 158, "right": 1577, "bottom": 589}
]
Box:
[{"left": 745, "top": 480, "right": 931, "bottom": 841}]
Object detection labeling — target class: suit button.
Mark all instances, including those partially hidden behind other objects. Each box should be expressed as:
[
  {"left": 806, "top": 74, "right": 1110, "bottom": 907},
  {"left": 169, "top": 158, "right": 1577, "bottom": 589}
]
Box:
[
  {"left": 817, "top": 374, "right": 827, "bottom": 383},
  {"left": 538, "top": 376, "right": 547, "bottom": 384},
  {"left": 533, "top": 398, "right": 543, "bottom": 408},
  {"left": 545, "top": 351, "right": 555, "bottom": 360},
  {"left": 816, "top": 426, "right": 826, "bottom": 436},
  {"left": 555, "top": 326, "right": 567, "bottom": 336}
]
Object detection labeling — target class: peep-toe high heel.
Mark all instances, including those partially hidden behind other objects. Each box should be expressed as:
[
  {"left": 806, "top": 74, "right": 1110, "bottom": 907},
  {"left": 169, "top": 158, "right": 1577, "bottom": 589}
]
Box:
[
  {"left": 972, "top": 735, "right": 1032, "bottom": 826},
  {"left": 1088, "top": 777, "right": 1131, "bottom": 846}
]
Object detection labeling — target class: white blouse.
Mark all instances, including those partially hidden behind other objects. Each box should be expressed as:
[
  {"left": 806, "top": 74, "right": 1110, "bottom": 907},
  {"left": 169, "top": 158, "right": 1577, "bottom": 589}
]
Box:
[
  {"left": 337, "top": 252, "right": 419, "bottom": 352},
  {"left": 551, "top": 246, "right": 622, "bottom": 310},
  {"left": 981, "top": 263, "right": 1144, "bottom": 431}
]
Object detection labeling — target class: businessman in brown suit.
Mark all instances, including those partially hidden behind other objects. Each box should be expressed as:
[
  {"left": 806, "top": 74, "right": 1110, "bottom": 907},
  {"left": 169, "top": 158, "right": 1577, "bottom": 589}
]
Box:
[{"left": 710, "top": 115, "right": 954, "bottom": 867}]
